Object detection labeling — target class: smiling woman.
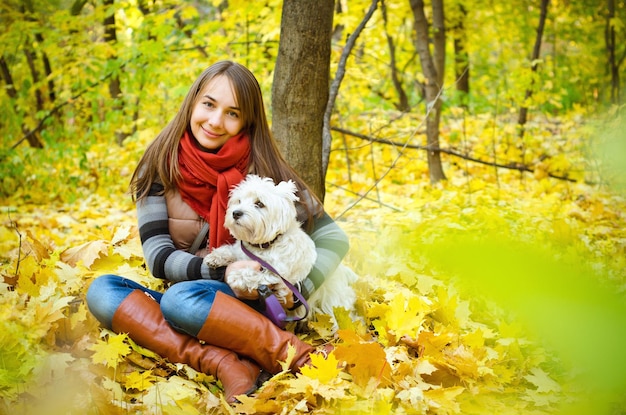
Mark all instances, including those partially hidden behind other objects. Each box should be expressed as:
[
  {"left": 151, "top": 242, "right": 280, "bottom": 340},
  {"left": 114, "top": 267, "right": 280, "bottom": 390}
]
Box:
[{"left": 84, "top": 60, "right": 351, "bottom": 404}]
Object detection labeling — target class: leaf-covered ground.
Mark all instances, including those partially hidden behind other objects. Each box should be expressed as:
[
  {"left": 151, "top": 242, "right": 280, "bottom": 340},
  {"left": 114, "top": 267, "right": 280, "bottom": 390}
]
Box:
[{"left": 1, "top": 115, "right": 626, "bottom": 415}]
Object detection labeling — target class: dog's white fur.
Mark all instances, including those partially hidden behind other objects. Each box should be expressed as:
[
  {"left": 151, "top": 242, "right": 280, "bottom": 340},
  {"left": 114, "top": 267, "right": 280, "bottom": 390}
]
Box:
[{"left": 204, "top": 175, "right": 357, "bottom": 331}]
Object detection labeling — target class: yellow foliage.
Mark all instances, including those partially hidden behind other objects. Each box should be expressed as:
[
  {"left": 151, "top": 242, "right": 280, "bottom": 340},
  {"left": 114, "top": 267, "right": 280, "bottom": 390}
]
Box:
[
  {"left": 2, "top": 98, "right": 626, "bottom": 414},
  {"left": 299, "top": 352, "right": 342, "bottom": 384},
  {"left": 90, "top": 333, "right": 131, "bottom": 368}
]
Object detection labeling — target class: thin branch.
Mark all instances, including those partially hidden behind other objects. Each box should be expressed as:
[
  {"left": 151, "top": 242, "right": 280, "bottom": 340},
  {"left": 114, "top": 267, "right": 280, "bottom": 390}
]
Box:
[
  {"left": 326, "top": 182, "right": 402, "bottom": 212},
  {"left": 322, "top": 0, "right": 379, "bottom": 175},
  {"left": 331, "top": 126, "right": 579, "bottom": 183}
]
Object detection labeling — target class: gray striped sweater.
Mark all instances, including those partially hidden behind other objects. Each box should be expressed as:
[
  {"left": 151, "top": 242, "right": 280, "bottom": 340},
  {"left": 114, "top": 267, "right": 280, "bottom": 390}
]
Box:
[{"left": 136, "top": 184, "right": 349, "bottom": 300}]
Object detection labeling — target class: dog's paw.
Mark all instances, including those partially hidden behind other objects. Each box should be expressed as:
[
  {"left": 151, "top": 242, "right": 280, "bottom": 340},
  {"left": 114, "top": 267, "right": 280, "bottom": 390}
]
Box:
[
  {"left": 203, "top": 253, "right": 226, "bottom": 268},
  {"left": 226, "top": 269, "right": 258, "bottom": 294},
  {"left": 273, "top": 285, "right": 292, "bottom": 305},
  {"left": 203, "top": 246, "right": 237, "bottom": 268}
]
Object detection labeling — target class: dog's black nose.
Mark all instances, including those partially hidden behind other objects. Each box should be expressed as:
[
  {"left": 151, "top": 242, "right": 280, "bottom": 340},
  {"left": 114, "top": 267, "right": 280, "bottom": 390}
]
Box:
[{"left": 232, "top": 210, "right": 243, "bottom": 220}]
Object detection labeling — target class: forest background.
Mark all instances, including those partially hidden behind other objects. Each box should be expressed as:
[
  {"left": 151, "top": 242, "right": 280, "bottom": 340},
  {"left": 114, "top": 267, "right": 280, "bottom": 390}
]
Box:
[{"left": 1, "top": 0, "right": 626, "bottom": 414}]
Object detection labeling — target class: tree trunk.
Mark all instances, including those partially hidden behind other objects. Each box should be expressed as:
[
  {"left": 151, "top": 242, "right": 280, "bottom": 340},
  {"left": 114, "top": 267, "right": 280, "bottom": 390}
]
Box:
[
  {"left": 23, "top": 45, "right": 44, "bottom": 113},
  {"left": 606, "top": 0, "right": 620, "bottom": 104},
  {"left": 271, "top": 0, "right": 334, "bottom": 201},
  {"left": 103, "top": 0, "right": 129, "bottom": 145},
  {"left": 1, "top": 54, "right": 44, "bottom": 148},
  {"left": 453, "top": 4, "right": 469, "bottom": 105},
  {"left": 382, "top": 0, "right": 410, "bottom": 112},
  {"left": 517, "top": 0, "right": 550, "bottom": 139},
  {"left": 409, "top": 0, "right": 446, "bottom": 183}
]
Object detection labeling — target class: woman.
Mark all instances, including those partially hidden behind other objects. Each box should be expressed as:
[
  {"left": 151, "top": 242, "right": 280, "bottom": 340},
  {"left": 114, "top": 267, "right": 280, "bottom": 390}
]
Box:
[{"left": 86, "top": 61, "right": 349, "bottom": 403}]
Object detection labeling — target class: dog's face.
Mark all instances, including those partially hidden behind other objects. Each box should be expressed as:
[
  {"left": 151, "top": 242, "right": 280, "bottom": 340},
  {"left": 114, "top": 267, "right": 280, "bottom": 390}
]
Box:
[{"left": 225, "top": 175, "right": 300, "bottom": 244}]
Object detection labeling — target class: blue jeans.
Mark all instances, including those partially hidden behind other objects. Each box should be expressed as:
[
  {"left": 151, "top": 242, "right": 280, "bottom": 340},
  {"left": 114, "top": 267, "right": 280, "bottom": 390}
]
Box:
[{"left": 86, "top": 274, "right": 239, "bottom": 337}]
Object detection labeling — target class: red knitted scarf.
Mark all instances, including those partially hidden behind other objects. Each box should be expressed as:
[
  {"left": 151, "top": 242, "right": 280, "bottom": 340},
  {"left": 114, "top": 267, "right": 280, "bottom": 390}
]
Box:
[{"left": 177, "top": 130, "right": 250, "bottom": 249}]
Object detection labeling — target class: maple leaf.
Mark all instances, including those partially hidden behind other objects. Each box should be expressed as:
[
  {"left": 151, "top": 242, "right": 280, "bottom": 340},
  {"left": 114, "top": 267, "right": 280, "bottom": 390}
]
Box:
[
  {"left": 235, "top": 393, "right": 285, "bottom": 414},
  {"left": 423, "top": 386, "right": 465, "bottom": 413},
  {"left": 287, "top": 374, "right": 349, "bottom": 401},
  {"left": 60, "top": 240, "right": 108, "bottom": 268},
  {"left": 142, "top": 375, "right": 202, "bottom": 408},
  {"left": 25, "top": 230, "right": 50, "bottom": 261},
  {"left": 101, "top": 377, "right": 124, "bottom": 402},
  {"left": 385, "top": 293, "right": 428, "bottom": 341},
  {"left": 524, "top": 367, "right": 561, "bottom": 393},
  {"left": 54, "top": 261, "right": 83, "bottom": 294},
  {"left": 90, "top": 334, "right": 131, "bottom": 368},
  {"left": 308, "top": 313, "right": 335, "bottom": 338},
  {"left": 124, "top": 369, "right": 155, "bottom": 391},
  {"left": 334, "top": 330, "right": 392, "bottom": 388},
  {"left": 32, "top": 291, "right": 72, "bottom": 335},
  {"left": 299, "top": 351, "right": 342, "bottom": 384},
  {"left": 111, "top": 224, "right": 132, "bottom": 245},
  {"left": 277, "top": 342, "right": 296, "bottom": 372}
]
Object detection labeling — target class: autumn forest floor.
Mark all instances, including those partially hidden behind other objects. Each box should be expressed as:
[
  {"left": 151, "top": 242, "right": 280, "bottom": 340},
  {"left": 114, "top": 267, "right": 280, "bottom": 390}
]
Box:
[{"left": 1, "top": 113, "right": 626, "bottom": 415}]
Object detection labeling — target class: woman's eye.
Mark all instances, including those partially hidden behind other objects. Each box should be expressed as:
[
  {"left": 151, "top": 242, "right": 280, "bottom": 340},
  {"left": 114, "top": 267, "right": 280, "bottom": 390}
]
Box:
[{"left": 255, "top": 200, "right": 265, "bottom": 208}]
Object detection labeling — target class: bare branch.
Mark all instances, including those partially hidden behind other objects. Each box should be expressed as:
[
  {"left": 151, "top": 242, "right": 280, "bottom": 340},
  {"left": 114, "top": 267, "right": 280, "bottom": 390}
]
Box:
[
  {"left": 331, "top": 126, "right": 578, "bottom": 183},
  {"left": 322, "top": 0, "right": 379, "bottom": 175}
]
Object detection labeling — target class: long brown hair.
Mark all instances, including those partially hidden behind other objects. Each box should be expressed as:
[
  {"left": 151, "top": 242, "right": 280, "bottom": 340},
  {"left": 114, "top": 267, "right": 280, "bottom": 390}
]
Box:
[{"left": 129, "top": 60, "right": 322, "bottom": 223}]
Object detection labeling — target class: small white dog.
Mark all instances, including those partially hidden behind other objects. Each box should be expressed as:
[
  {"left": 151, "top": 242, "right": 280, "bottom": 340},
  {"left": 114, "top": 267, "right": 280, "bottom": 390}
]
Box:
[{"left": 204, "top": 174, "right": 357, "bottom": 331}]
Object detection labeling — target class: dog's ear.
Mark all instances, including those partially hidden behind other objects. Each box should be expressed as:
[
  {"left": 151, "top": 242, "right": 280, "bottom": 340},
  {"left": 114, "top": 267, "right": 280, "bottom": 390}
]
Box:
[{"left": 275, "top": 180, "right": 299, "bottom": 202}]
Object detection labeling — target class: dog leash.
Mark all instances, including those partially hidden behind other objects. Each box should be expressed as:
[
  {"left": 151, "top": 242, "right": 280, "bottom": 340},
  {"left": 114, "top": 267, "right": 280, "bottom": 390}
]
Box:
[{"left": 239, "top": 240, "right": 310, "bottom": 321}]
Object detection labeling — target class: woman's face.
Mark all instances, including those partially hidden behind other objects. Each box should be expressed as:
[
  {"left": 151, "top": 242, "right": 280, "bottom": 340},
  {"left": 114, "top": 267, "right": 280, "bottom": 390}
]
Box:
[{"left": 190, "top": 75, "right": 244, "bottom": 150}]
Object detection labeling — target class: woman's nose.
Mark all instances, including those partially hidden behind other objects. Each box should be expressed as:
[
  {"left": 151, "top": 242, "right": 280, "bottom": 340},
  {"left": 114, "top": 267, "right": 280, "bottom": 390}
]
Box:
[{"left": 208, "top": 111, "right": 223, "bottom": 128}]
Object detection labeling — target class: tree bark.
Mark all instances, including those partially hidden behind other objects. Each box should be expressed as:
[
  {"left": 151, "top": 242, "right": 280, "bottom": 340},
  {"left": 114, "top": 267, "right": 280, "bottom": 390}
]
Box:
[
  {"left": 409, "top": 0, "right": 446, "bottom": 183},
  {"left": 103, "top": 0, "right": 129, "bottom": 145},
  {"left": 272, "top": 0, "right": 334, "bottom": 201},
  {"left": 517, "top": 0, "right": 550, "bottom": 139},
  {"left": 452, "top": 4, "right": 469, "bottom": 104},
  {"left": 382, "top": 0, "right": 410, "bottom": 112},
  {"left": 606, "top": 0, "right": 620, "bottom": 104},
  {"left": 322, "top": 0, "right": 378, "bottom": 179},
  {"left": 1, "top": 55, "right": 44, "bottom": 148}
]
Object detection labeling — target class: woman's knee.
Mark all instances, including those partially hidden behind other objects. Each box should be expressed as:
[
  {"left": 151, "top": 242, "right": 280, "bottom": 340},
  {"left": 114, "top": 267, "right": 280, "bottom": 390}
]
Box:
[
  {"left": 160, "top": 280, "right": 233, "bottom": 336},
  {"left": 86, "top": 274, "right": 126, "bottom": 329}
]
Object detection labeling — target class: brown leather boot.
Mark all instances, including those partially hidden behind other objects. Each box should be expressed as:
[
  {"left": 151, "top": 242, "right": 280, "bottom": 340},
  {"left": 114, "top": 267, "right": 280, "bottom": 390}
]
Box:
[
  {"left": 197, "top": 291, "right": 323, "bottom": 374},
  {"left": 111, "top": 290, "right": 262, "bottom": 403}
]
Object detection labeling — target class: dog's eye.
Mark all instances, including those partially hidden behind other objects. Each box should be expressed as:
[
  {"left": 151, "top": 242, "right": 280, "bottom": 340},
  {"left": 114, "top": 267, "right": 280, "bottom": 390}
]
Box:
[{"left": 255, "top": 200, "right": 265, "bottom": 208}]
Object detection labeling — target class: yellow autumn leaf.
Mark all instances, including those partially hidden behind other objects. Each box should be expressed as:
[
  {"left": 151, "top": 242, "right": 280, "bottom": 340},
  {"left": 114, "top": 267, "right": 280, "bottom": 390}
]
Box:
[
  {"left": 90, "top": 334, "right": 131, "bottom": 368},
  {"left": 385, "top": 293, "right": 428, "bottom": 340},
  {"left": 424, "top": 386, "right": 465, "bottom": 413},
  {"left": 278, "top": 342, "right": 296, "bottom": 372},
  {"left": 463, "top": 328, "right": 485, "bottom": 349},
  {"left": 524, "top": 367, "right": 561, "bottom": 393},
  {"left": 307, "top": 313, "right": 335, "bottom": 338},
  {"left": 111, "top": 224, "right": 132, "bottom": 245},
  {"left": 25, "top": 230, "right": 50, "bottom": 261},
  {"left": 299, "top": 351, "right": 341, "bottom": 384},
  {"left": 54, "top": 261, "right": 83, "bottom": 294},
  {"left": 335, "top": 331, "right": 392, "bottom": 388},
  {"left": 17, "top": 254, "right": 39, "bottom": 279},
  {"left": 124, "top": 370, "right": 155, "bottom": 391},
  {"left": 60, "top": 240, "right": 109, "bottom": 268},
  {"left": 142, "top": 376, "right": 201, "bottom": 408}
]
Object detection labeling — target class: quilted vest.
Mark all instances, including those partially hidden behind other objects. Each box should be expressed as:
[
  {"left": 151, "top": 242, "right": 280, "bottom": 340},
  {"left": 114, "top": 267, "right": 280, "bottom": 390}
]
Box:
[{"left": 165, "top": 189, "right": 206, "bottom": 254}]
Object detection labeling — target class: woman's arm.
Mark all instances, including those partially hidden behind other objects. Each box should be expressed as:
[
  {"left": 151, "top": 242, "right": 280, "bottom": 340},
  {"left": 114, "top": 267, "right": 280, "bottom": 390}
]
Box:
[
  {"left": 137, "top": 183, "right": 217, "bottom": 282},
  {"left": 298, "top": 212, "right": 350, "bottom": 300}
]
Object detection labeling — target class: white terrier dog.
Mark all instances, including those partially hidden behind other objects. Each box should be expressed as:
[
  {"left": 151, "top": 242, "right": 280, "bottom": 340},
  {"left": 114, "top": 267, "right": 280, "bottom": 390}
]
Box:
[{"left": 204, "top": 175, "right": 357, "bottom": 331}]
